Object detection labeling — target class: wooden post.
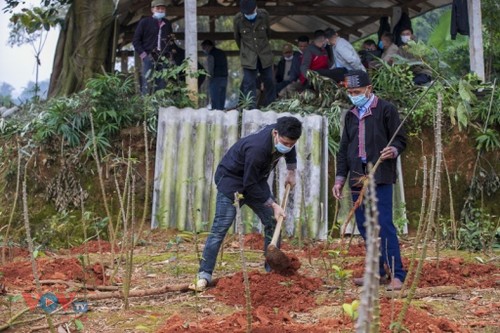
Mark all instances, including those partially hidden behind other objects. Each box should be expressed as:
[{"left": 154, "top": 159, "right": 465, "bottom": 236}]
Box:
[
  {"left": 184, "top": 0, "right": 198, "bottom": 106},
  {"left": 467, "top": 0, "right": 485, "bottom": 81}
]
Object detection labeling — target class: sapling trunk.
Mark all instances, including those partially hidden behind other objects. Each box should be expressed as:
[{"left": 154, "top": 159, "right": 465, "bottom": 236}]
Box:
[
  {"left": 234, "top": 192, "right": 252, "bottom": 333},
  {"left": 400, "top": 157, "right": 428, "bottom": 295},
  {"left": 80, "top": 187, "right": 90, "bottom": 267},
  {"left": 89, "top": 111, "right": 116, "bottom": 258},
  {"left": 355, "top": 168, "right": 381, "bottom": 333},
  {"left": 22, "top": 160, "right": 55, "bottom": 333},
  {"left": 395, "top": 93, "right": 444, "bottom": 331},
  {"left": 436, "top": 185, "right": 442, "bottom": 269},
  {"left": 124, "top": 173, "right": 137, "bottom": 310},
  {"left": 1, "top": 141, "right": 21, "bottom": 265},
  {"left": 136, "top": 120, "right": 150, "bottom": 244},
  {"left": 443, "top": 156, "right": 458, "bottom": 250}
]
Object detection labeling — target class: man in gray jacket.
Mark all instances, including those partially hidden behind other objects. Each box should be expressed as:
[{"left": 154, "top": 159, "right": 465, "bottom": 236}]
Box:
[
  {"left": 234, "top": 0, "right": 275, "bottom": 108},
  {"left": 325, "top": 28, "right": 365, "bottom": 82}
]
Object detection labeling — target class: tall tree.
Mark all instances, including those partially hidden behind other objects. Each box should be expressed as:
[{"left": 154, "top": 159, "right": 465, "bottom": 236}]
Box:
[{"left": 48, "top": 0, "right": 115, "bottom": 96}]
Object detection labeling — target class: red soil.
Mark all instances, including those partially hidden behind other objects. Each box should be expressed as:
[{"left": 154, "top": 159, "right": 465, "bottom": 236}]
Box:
[
  {"left": 0, "top": 246, "right": 31, "bottom": 261},
  {"left": 243, "top": 233, "right": 292, "bottom": 251},
  {"left": 69, "top": 240, "right": 114, "bottom": 254},
  {"left": 350, "top": 257, "right": 500, "bottom": 289},
  {"left": 157, "top": 292, "right": 466, "bottom": 333},
  {"left": 0, "top": 257, "right": 108, "bottom": 292},
  {"left": 208, "top": 270, "right": 323, "bottom": 312}
]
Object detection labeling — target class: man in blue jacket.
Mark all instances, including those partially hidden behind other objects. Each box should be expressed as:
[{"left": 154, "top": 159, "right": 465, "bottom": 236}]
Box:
[
  {"left": 133, "top": 0, "right": 173, "bottom": 94},
  {"left": 333, "top": 70, "right": 407, "bottom": 291},
  {"left": 191, "top": 116, "right": 302, "bottom": 291}
]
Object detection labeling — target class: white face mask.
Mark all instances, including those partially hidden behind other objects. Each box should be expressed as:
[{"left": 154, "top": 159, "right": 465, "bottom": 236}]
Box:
[{"left": 401, "top": 35, "right": 411, "bottom": 44}]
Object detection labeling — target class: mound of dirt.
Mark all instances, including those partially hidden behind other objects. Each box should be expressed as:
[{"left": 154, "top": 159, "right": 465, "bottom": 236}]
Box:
[
  {"left": 0, "top": 257, "right": 107, "bottom": 292},
  {"left": 157, "top": 307, "right": 334, "bottom": 333},
  {"left": 417, "top": 257, "right": 499, "bottom": 288},
  {"left": 69, "top": 240, "right": 114, "bottom": 254},
  {"left": 0, "top": 246, "right": 31, "bottom": 261},
  {"left": 350, "top": 257, "right": 500, "bottom": 289},
  {"left": 157, "top": 299, "right": 466, "bottom": 333},
  {"left": 208, "top": 270, "right": 322, "bottom": 312}
]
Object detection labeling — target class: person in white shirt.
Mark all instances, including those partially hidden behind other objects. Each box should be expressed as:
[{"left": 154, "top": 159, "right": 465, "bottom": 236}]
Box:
[{"left": 324, "top": 27, "right": 365, "bottom": 82}]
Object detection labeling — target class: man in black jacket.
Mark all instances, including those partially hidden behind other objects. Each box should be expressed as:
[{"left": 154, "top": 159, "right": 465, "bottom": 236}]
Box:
[
  {"left": 191, "top": 116, "right": 302, "bottom": 291},
  {"left": 133, "top": 0, "right": 173, "bottom": 94},
  {"left": 275, "top": 43, "right": 301, "bottom": 97},
  {"left": 201, "top": 40, "right": 228, "bottom": 110},
  {"left": 333, "top": 70, "right": 407, "bottom": 291}
]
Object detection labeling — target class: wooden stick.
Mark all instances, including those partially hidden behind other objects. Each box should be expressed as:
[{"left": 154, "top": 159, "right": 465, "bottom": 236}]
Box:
[
  {"left": 39, "top": 280, "right": 120, "bottom": 291},
  {"left": 82, "top": 283, "right": 191, "bottom": 300},
  {"left": 29, "top": 314, "right": 84, "bottom": 332},
  {"left": 383, "top": 286, "right": 458, "bottom": 299}
]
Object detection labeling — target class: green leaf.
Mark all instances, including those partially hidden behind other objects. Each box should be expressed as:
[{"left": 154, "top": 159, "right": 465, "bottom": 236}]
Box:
[
  {"left": 342, "top": 303, "right": 353, "bottom": 318},
  {"left": 428, "top": 10, "right": 452, "bottom": 50},
  {"left": 456, "top": 103, "right": 468, "bottom": 130},
  {"left": 458, "top": 80, "right": 475, "bottom": 102},
  {"left": 74, "top": 319, "right": 84, "bottom": 331}
]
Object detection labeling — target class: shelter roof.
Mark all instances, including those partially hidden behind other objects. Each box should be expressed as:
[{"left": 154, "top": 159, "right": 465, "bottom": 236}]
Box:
[{"left": 116, "top": 0, "right": 452, "bottom": 47}]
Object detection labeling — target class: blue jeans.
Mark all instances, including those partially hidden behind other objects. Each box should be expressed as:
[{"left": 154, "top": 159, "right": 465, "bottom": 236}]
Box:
[
  {"left": 198, "top": 191, "right": 277, "bottom": 283},
  {"left": 141, "top": 56, "right": 166, "bottom": 95},
  {"left": 352, "top": 184, "right": 406, "bottom": 281},
  {"left": 209, "top": 77, "right": 227, "bottom": 110},
  {"left": 241, "top": 59, "right": 275, "bottom": 108}
]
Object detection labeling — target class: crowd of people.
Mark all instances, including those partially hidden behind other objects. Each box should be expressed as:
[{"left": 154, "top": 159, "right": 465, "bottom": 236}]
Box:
[
  {"left": 134, "top": 0, "right": 430, "bottom": 108},
  {"left": 134, "top": 0, "right": 412, "bottom": 293}
]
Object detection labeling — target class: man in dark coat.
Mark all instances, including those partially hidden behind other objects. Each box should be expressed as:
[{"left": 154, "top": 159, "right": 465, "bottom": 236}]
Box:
[
  {"left": 201, "top": 40, "right": 228, "bottom": 110},
  {"left": 191, "top": 116, "right": 302, "bottom": 291},
  {"left": 333, "top": 70, "right": 407, "bottom": 291},
  {"left": 133, "top": 0, "right": 173, "bottom": 94},
  {"left": 234, "top": 0, "right": 275, "bottom": 108},
  {"left": 275, "top": 43, "right": 301, "bottom": 97}
]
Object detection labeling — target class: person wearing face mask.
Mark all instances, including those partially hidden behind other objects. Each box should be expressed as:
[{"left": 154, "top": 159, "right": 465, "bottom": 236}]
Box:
[
  {"left": 324, "top": 28, "right": 365, "bottom": 79},
  {"left": 380, "top": 32, "right": 399, "bottom": 65},
  {"left": 189, "top": 116, "right": 302, "bottom": 291},
  {"left": 333, "top": 70, "right": 407, "bottom": 291},
  {"left": 133, "top": 0, "right": 173, "bottom": 94},
  {"left": 397, "top": 27, "right": 432, "bottom": 85},
  {"left": 299, "top": 30, "right": 330, "bottom": 86},
  {"left": 201, "top": 40, "right": 228, "bottom": 110},
  {"left": 275, "top": 43, "right": 301, "bottom": 98},
  {"left": 234, "top": 0, "right": 275, "bottom": 108}
]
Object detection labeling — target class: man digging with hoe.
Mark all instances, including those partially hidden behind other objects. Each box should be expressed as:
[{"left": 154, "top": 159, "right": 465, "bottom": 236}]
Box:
[{"left": 189, "top": 116, "right": 302, "bottom": 292}]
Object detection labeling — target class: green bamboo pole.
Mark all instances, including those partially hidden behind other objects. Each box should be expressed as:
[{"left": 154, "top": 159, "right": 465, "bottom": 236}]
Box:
[
  {"left": 159, "top": 113, "right": 178, "bottom": 228},
  {"left": 175, "top": 110, "right": 194, "bottom": 230},
  {"left": 192, "top": 111, "right": 208, "bottom": 231}
]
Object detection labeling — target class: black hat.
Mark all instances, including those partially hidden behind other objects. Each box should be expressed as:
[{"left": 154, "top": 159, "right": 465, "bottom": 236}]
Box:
[
  {"left": 344, "top": 70, "right": 371, "bottom": 88},
  {"left": 240, "top": 0, "right": 256, "bottom": 14}
]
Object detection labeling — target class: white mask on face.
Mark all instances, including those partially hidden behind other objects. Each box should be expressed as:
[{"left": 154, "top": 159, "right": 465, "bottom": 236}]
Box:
[{"left": 401, "top": 35, "right": 411, "bottom": 44}]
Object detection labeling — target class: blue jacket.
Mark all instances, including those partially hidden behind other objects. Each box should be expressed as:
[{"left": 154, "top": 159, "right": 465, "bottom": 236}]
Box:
[{"left": 215, "top": 124, "right": 297, "bottom": 204}]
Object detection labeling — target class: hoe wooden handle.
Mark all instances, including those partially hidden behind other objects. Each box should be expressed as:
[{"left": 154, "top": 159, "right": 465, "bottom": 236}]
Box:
[{"left": 270, "top": 184, "right": 291, "bottom": 247}]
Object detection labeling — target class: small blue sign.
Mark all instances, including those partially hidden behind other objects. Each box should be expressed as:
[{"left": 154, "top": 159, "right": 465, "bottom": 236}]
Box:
[
  {"left": 39, "top": 293, "right": 59, "bottom": 313},
  {"left": 72, "top": 301, "right": 89, "bottom": 313}
]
